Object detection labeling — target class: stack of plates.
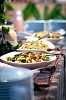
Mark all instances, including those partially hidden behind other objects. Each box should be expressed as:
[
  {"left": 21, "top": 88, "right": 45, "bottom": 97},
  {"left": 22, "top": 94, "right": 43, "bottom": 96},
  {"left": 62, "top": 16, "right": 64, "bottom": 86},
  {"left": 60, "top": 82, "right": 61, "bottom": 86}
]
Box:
[{"left": 0, "top": 67, "right": 34, "bottom": 100}]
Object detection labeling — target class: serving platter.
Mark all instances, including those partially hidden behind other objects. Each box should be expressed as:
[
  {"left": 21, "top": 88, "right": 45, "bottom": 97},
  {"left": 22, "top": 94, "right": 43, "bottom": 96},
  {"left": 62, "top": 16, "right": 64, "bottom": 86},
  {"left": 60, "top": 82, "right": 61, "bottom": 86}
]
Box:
[
  {"left": 19, "top": 39, "right": 55, "bottom": 51},
  {"left": 24, "top": 31, "right": 64, "bottom": 44},
  {"left": 0, "top": 51, "right": 56, "bottom": 70},
  {"left": 45, "top": 36, "right": 64, "bottom": 44}
]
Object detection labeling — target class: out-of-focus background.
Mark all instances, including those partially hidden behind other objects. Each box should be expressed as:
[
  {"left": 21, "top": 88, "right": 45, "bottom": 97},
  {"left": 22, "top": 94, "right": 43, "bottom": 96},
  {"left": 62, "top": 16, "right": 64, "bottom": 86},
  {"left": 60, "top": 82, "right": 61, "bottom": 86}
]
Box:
[
  {"left": 5, "top": 0, "right": 66, "bottom": 20},
  {"left": 4, "top": 0, "right": 66, "bottom": 33}
]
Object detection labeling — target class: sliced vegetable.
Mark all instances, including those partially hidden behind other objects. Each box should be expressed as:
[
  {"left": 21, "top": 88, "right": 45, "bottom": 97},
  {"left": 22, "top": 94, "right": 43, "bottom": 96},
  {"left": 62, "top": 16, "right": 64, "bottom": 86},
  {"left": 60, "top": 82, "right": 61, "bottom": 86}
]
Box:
[{"left": 7, "top": 51, "right": 50, "bottom": 63}]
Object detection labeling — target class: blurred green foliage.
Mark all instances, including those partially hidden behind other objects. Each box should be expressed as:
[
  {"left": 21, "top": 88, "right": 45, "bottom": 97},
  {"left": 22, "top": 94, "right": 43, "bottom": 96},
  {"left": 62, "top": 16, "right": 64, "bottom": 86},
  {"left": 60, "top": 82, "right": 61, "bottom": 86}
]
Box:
[
  {"left": 23, "top": 2, "right": 66, "bottom": 20},
  {"left": 23, "top": 2, "right": 41, "bottom": 20},
  {"left": 4, "top": 2, "right": 14, "bottom": 12},
  {"left": 0, "top": 0, "right": 14, "bottom": 24},
  {"left": 44, "top": 4, "right": 66, "bottom": 20},
  {"left": 0, "top": 0, "right": 20, "bottom": 56}
]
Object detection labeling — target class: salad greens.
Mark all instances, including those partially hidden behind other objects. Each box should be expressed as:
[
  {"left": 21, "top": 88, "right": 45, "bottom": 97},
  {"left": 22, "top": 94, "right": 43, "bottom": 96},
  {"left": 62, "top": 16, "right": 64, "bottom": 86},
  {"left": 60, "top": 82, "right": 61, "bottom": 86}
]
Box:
[{"left": 7, "top": 51, "right": 50, "bottom": 63}]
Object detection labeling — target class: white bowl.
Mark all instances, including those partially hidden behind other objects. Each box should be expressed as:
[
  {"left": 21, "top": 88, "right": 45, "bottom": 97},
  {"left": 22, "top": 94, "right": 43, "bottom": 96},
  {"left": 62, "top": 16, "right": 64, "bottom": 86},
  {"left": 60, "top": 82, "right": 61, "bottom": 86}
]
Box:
[
  {"left": 25, "top": 35, "right": 64, "bottom": 44},
  {"left": 0, "top": 51, "right": 56, "bottom": 70},
  {"left": 45, "top": 36, "right": 64, "bottom": 44}
]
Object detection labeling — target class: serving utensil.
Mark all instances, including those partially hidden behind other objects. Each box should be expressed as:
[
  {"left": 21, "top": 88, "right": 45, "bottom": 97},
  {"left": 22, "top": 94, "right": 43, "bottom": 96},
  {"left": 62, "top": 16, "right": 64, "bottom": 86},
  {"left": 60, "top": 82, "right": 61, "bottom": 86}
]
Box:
[
  {"left": 35, "top": 29, "right": 65, "bottom": 41},
  {"left": 24, "top": 31, "right": 49, "bottom": 41},
  {"left": 17, "top": 48, "right": 61, "bottom": 55},
  {"left": 36, "top": 33, "right": 49, "bottom": 41}
]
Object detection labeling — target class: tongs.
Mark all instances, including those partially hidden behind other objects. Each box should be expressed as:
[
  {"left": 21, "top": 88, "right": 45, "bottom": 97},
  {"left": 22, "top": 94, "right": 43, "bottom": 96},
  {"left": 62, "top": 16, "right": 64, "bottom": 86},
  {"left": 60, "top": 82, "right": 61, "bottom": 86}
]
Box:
[
  {"left": 36, "top": 32, "right": 49, "bottom": 41},
  {"left": 17, "top": 48, "right": 62, "bottom": 56}
]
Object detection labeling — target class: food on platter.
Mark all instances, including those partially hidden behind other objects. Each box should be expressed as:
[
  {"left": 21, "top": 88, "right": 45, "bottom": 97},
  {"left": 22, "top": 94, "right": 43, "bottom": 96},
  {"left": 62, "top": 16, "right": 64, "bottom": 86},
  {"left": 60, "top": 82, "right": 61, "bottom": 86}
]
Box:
[
  {"left": 19, "top": 39, "right": 55, "bottom": 50},
  {"left": 29, "top": 31, "right": 63, "bottom": 44},
  {"left": 47, "top": 32, "right": 61, "bottom": 38},
  {"left": 46, "top": 36, "right": 64, "bottom": 44},
  {"left": 24, "top": 31, "right": 63, "bottom": 44},
  {"left": 45, "top": 32, "right": 63, "bottom": 44},
  {"left": 0, "top": 51, "right": 56, "bottom": 69},
  {"left": 19, "top": 41, "right": 49, "bottom": 50},
  {"left": 33, "top": 31, "right": 61, "bottom": 39},
  {"left": 7, "top": 51, "right": 50, "bottom": 63}
]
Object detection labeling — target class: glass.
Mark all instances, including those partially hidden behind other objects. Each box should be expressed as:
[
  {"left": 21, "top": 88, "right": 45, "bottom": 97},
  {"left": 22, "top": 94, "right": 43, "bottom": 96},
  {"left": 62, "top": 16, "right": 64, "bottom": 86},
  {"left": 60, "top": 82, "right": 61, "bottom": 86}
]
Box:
[
  {"left": 0, "top": 67, "right": 34, "bottom": 100},
  {"left": 13, "top": 10, "right": 24, "bottom": 33}
]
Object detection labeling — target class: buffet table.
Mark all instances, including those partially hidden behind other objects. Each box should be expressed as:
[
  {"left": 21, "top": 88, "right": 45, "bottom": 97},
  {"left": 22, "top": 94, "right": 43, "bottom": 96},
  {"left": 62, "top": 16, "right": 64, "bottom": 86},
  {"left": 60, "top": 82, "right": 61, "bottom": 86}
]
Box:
[
  {"left": 34, "top": 36, "right": 66, "bottom": 100},
  {"left": 0, "top": 31, "right": 66, "bottom": 100},
  {"left": 17, "top": 33, "right": 66, "bottom": 100}
]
